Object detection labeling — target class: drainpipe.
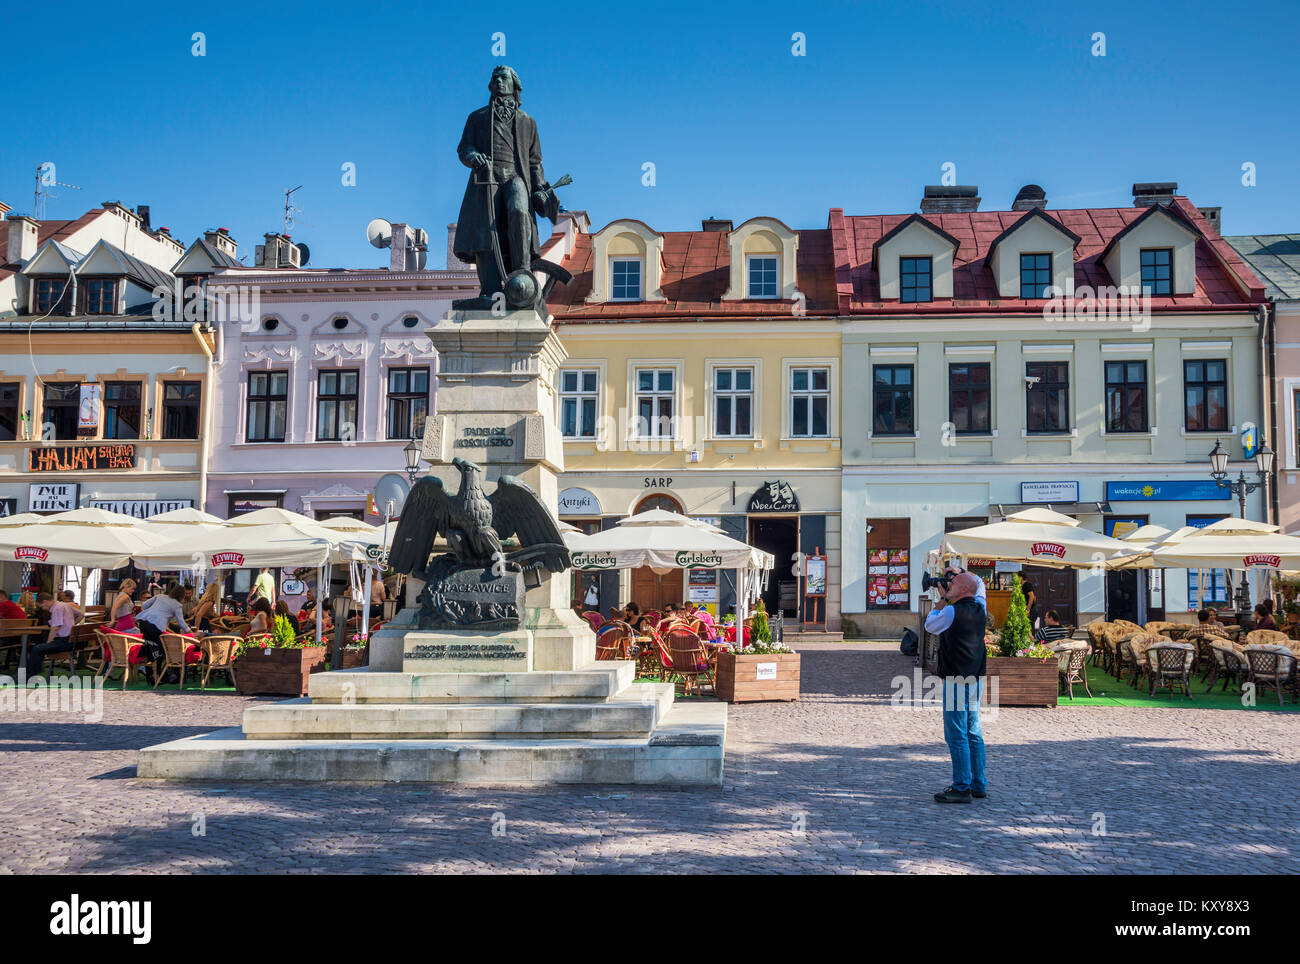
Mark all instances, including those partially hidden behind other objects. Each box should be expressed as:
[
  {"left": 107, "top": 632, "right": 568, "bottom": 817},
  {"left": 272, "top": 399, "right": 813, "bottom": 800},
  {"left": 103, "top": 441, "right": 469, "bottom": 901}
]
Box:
[
  {"left": 1257, "top": 303, "right": 1276, "bottom": 525},
  {"left": 192, "top": 323, "right": 214, "bottom": 515}
]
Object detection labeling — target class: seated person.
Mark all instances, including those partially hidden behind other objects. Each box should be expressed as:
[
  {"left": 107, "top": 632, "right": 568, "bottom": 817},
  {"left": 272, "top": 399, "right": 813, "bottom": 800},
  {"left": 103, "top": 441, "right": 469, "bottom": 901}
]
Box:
[
  {"left": 656, "top": 603, "right": 680, "bottom": 628},
  {"left": 1254, "top": 602, "right": 1277, "bottom": 631},
  {"left": 1035, "top": 608, "right": 1072, "bottom": 645},
  {"left": 0, "top": 594, "right": 28, "bottom": 620},
  {"left": 247, "top": 597, "right": 275, "bottom": 637},
  {"left": 622, "top": 601, "right": 653, "bottom": 633}
]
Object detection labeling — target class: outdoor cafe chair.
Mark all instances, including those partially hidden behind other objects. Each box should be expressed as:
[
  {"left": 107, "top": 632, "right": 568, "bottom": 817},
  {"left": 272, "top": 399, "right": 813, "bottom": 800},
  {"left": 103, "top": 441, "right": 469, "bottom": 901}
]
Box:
[
  {"left": 1244, "top": 629, "right": 1292, "bottom": 649},
  {"left": 636, "top": 626, "right": 665, "bottom": 678},
  {"left": 1206, "top": 643, "right": 1247, "bottom": 693},
  {"left": 664, "top": 626, "right": 714, "bottom": 697},
  {"left": 201, "top": 636, "right": 240, "bottom": 690},
  {"left": 582, "top": 611, "right": 605, "bottom": 632},
  {"left": 156, "top": 633, "right": 203, "bottom": 690},
  {"left": 1146, "top": 643, "right": 1194, "bottom": 699},
  {"left": 98, "top": 631, "right": 147, "bottom": 690},
  {"left": 46, "top": 623, "right": 102, "bottom": 679},
  {"left": 1241, "top": 646, "right": 1296, "bottom": 707},
  {"left": 1085, "top": 621, "right": 1109, "bottom": 669},
  {"left": 595, "top": 621, "right": 632, "bottom": 660},
  {"left": 1055, "top": 641, "right": 1092, "bottom": 700}
]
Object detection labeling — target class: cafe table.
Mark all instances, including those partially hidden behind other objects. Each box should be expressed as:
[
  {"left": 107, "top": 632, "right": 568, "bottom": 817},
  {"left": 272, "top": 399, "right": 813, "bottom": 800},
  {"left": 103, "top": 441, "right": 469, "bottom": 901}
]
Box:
[{"left": 1, "top": 626, "right": 48, "bottom": 673}]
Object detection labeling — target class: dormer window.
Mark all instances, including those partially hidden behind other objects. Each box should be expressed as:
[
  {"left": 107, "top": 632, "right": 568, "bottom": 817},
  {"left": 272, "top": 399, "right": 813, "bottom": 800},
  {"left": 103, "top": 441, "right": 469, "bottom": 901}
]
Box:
[
  {"left": 747, "top": 255, "right": 778, "bottom": 298},
  {"left": 900, "top": 257, "right": 932, "bottom": 303},
  {"left": 84, "top": 279, "right": 117, "bottom": 315},
  {"left": 34, "top": 279, "right": 69, "bottom": 315},
  {"left": 610, "top": 258, "right": 642, "bottom": 301},
  {"left": 1020, "top": 253, "right": 1052, "bottom": 299},
  {"left": 722, "top": 217, "right": 801, "bottom": 302},
  {"left": 1140, "top": 248, "right": 1173, "bottom": 295}
]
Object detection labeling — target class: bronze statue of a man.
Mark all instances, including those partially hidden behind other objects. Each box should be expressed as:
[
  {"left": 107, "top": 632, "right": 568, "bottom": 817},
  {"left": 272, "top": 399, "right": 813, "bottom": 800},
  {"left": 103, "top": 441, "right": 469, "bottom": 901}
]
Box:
[{"left": 453, "top": 65, "right": 569, "bottom": 309}]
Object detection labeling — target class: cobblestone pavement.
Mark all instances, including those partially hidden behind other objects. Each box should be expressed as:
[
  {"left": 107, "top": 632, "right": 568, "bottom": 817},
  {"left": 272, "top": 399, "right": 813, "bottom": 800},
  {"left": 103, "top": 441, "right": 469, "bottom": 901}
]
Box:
[{"left": 0, "top": 642, "right": 1296, "bottom": 874}]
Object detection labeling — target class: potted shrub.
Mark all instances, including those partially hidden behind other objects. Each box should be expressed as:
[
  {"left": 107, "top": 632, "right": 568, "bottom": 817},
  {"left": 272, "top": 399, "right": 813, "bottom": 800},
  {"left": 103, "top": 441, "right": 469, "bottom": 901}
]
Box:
[
  {"left": 341, "top": 630, "right": 369, "bottom": 669},
  {"left": 235, "top": 616, "right": 327, "bottom": 696},
  {"left": 984, "top": 576, "right": 1058, "bottom": 707},
  {"left": 715, "top": 635, "right": 800, "bottom": 703}
]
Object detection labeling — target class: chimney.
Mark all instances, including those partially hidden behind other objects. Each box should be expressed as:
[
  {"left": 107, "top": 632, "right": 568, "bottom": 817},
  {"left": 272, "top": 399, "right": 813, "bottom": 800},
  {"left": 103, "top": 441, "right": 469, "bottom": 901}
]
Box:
[
  {"left": 204, "top": 227, "right": 238, "bottom": 258},
  {"left": 446, "top": 223, "right": 473, "bottom": 270},
  {"left": 701, "top": 217, "right": 733, "bottom": 232},
  {"left": 1012, "top": 184, "right": 1047, "bottom": 211},
  {"left": 255, "top": 233, "right": 300, "bottom": 268},
  {"left": 1198, "top": 206, "right": 1222, "bottom": 235},
  {"left": 6, "top": 214, "right": 40, "bottom": 265},
  {"left": 137, "top": 205, "right": 151, "bottom": 231},
  {"left": 921, "top": 185, "right": 980, "bottom": 214},
  {"left": 1133, "top": 182, "right": 1177, "bottom": 206},
  {"left": 0, "top": 200, "right": 11, "bottom": 218}
]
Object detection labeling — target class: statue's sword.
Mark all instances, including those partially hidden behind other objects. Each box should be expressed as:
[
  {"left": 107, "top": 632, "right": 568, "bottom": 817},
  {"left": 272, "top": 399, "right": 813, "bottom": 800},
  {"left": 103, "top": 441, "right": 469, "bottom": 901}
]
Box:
[{"left": 475, "top": 165, "right": 510, "bottom": 286}]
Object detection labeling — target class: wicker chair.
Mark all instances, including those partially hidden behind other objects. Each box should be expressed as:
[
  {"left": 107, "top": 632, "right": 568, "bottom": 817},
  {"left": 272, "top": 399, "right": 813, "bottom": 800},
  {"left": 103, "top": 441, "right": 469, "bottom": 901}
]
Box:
[
  {"left": 1146, "top": 642, "right": 1194, "bottom": 699},
  {"left": 595, "top": 621, "right": 632, "bottom": 660},
  {"left": 156, "top": 633, "right": 203, "bottom": 690},
  {"left": 1186, "top": 632, "right": 1221, "bottom": 682},
  {"left": 1206, "top": 643, "right": 1247, "bottom": 692},
  {"left": 1055, "top": 641, "right": 1092, "bottom": 700},
  {"left": 1085, "top": 621, "right": 1110, "bottom": 668},
  {"left": 201, "top": 635, "right": 240, "bottom": 690},
  {"left": 1244, "top": 629, "right": 1293, "bottom": 649},
  {"left": 1103, "top": 620, "right": 1144, "bottom": 676},
  {"left": 582, "top": 611, "right": 604, "bottom": 632},
  {"left": 1241, "top": 646, "right": 1296, "bottom": 706},
  {"left": 663, "top": 626, "right": 714, "bottom": 696},
  {"left": 98, "top": 631, "right": 145, "bottom": 690},
  {"left": 1143, "top": 620, "right": 1179, "bottom": 637},
  {"left": 636, "top": 626, "right": 665, "bottom": 678}
]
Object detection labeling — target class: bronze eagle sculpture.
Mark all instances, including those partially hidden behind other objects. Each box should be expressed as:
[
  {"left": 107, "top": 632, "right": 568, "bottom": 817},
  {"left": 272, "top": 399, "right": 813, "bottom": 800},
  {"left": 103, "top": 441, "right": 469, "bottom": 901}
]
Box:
[{"left": 387, "top": 458, "right": 570, "bottom": 628}]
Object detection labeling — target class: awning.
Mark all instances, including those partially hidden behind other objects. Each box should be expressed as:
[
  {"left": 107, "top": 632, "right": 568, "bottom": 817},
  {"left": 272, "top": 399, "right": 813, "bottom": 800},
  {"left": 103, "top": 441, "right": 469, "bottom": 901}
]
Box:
[{"left": 991, "top": 502, "right": 1110, "bottom": 520}]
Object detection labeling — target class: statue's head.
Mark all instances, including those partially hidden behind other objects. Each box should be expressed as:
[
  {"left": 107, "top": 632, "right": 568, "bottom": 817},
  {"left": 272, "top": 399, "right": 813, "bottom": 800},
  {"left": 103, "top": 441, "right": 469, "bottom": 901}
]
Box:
[{"left": 489, "top": 65, "right": 522, "bottom": 102}]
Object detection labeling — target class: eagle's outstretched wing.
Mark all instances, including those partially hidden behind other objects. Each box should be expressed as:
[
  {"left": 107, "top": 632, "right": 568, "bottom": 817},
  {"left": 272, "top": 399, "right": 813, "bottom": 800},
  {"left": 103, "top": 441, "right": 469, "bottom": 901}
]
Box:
[
  {"left": 387, "top": 476, "right": 454, "bottom": 575},
  {"left": 488, "top": 475, "right": 570, "bottom": 573}
]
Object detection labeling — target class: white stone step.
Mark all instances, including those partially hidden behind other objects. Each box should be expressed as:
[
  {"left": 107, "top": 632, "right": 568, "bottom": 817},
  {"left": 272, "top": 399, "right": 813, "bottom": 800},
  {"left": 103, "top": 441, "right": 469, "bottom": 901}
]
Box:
[
  {"left": 306, "top": 663, "right": 635, "bottom": 704},
  {"left": 137, "top": 701, "right": 727, "bottom": 785},
  {"left": 242, "top": 693, "right": 667, "bottom": 741}
]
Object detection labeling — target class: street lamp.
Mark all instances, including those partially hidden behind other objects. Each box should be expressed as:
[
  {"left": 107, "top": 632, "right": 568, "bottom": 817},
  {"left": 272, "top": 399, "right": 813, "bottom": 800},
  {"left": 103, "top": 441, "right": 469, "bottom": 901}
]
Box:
[
  {"left": 1208, "top": 438, "right": 1275, "bottom": 617},
  {"left": 403, "top": 439, "right": 422, "bottom": 484}
]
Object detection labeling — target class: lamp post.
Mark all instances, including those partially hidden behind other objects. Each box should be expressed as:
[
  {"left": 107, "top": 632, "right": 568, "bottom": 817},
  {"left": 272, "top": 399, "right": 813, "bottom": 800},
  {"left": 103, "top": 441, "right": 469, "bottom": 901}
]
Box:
[
  {"left": 403, "top": 439, "right": 421, "bottom": 484},
  {"left": 1208, "top": 438, "right": 1275, "bottom": 617}
]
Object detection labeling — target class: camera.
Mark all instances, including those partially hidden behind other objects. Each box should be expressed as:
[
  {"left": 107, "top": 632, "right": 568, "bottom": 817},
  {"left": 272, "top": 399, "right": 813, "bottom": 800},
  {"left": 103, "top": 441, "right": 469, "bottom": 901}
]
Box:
[{"left": 921, "top": 571, "right": 950, "bottom": 593}]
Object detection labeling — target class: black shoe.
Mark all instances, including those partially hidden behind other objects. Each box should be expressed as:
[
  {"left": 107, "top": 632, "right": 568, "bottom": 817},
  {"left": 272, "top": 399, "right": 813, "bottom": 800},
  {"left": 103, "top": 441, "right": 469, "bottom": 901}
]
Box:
[
  {"left": 971, "top": 789, "right": 988, "bottom": 799},
  {"left": 933, "top": 786, "right": 973, "bottom": 804}
]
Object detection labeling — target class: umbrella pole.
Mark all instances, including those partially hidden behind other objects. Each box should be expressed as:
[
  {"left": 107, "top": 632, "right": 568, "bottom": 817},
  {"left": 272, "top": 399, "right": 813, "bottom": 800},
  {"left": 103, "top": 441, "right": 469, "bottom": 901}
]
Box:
[
  {"left": 315, "top": 565, "right": 323, "bottom": 647},
  {"left": 364, "top": 565, "right": 373, "bottom": 644}
]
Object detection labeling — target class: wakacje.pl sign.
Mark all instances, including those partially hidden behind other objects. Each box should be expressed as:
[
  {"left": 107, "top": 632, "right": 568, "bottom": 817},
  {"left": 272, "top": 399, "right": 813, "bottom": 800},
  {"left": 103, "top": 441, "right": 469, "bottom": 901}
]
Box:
[{"left": 1105, "top": 480, "right": 1229, "bottom": 502}]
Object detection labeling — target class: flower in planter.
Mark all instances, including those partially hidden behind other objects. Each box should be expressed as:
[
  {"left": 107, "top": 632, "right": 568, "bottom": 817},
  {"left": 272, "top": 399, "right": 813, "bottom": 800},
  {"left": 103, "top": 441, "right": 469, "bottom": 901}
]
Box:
[
  {"left": 347, "top": 632, "right": 369, "bottom": 648},
  {"left": 1016, "top": 642, "right": 1056, "bottom": 659}
]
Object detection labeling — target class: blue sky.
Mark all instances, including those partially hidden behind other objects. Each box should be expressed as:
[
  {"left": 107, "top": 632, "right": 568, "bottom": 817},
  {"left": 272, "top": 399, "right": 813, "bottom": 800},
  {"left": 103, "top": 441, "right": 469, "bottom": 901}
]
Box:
[{"left": 5, "top": 0, "right": 1298, "bottom": 268}]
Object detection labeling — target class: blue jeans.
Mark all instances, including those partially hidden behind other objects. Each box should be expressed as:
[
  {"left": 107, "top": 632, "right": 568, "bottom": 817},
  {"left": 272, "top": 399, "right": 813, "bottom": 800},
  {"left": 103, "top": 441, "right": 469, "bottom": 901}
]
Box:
[{"left": 942, "top": 677, "right": 986, "bottom": 793}]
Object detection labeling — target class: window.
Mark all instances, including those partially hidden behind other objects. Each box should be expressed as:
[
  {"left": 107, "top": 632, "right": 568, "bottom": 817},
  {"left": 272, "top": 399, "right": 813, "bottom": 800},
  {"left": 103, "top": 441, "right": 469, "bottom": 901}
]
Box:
[
  {"left": 747, "top": 256, "right": 778, "bottom": 298},
  {"left": 1187, "top": 514, "right": 1230, "bottom": 606},
  {"left": 1026, "top": 361, "right": 1070, "bottom": 433},
  {"left": 948, "top": 362, "right": 991, "bottom": 435},
  {"left": 247, "top": 370, "right": 288, "bottom": 442},
  {"left": 713, "top": 367, "right": 753, "bottom": 437},
  {"left": 35, "top": 278, "right": 69, "bottom": 315},
  {"left": 103, "top": 382, "right": 141, "bottom": 440},
  {"left": 1140, "top": 248, "right": 1173, "bottom": 295},
  {"left": 1019, "top": 253, "right": 1052, "bottom": 299},
  {"left": 386, "top": 367, "right": 429, "bottom": 440},
  {"left": 790, "top": 366, "right": 830, "bottom": 437},
  {"left": 162, "top": 382, "right": 201, "bottom": 439},
  {"left": 1105, "top": 361, "right": 1148, "bottom": 433},
  {"left": 872, "top": 364, "right": 914, "bottom": 435},
  {"left": 610, "top": 259, "right": 642, "bottom": 301},
  {"left": 316, "top": 370, "right": 359, "bottom": 442},
  {"left": 633, "top": 369, "right": 675, "bottom": 439},
  {"left": 41, "top": 382, "right": 79, "bottom": 440},
  {"left": 1184, "top": 359, "right": 1228, "bottom": 432},
  {"left": 900, "top": 257, "right": 932, "bottom": 303},
  {"left": 559, "top": 369, "right": 599, "bottom": 439},
  {"left": 84, "top": 279, "right": 117, "bottom": 315},
  {"left": 0, "top": 383, "right": 18, "bottom": 441}
]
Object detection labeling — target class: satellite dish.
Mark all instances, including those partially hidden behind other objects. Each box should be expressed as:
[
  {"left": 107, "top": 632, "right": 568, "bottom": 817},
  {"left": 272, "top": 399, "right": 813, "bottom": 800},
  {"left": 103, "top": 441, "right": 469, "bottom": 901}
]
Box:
[
  {"left": 417, "top": 248, "right": 428, "bottom": 270},
  {"left": 295, "top": 242, "right": 311, "bottom": 265},
  {"left": 366, "top": 218, "right": 393, "bottom": 249},
  {"left": 373, "top": 473, "right": 411, "bottom": 517}
]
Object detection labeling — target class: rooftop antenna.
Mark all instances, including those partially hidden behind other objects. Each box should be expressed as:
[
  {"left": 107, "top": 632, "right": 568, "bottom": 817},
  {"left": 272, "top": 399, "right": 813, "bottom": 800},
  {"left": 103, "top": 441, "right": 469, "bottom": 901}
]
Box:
[
  {"left": 283, "top": 185, "right": 303, "bottom": 235},
  {"left": 34, "top": 164, "right": 81, "bottom": 220}
]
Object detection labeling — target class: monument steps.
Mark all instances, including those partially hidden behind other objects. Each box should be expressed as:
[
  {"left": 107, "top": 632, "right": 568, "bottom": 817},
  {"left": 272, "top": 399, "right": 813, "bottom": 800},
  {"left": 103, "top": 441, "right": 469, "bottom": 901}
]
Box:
[
  {"left": 241, "top": 682, "right": 675, "bottom": 741},
  {"left": 137, "top": 700, "right": 726, "bottom": 785},
  {"left": 306, "top": 663, "right": 635, "bottom": 704}
]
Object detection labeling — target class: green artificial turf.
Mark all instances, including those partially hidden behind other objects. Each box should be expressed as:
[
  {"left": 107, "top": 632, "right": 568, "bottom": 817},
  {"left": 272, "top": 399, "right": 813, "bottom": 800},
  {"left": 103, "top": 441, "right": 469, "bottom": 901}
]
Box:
[
  {"left": 0, "top": 667, "right": 237, "bottom": 693},
  {"left": 1057, "top": 661, "right": 1298, "bottom": 711}
]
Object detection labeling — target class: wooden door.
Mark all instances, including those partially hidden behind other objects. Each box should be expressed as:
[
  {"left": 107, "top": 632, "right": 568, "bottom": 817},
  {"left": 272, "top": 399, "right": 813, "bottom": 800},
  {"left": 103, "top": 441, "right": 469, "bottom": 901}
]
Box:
[
  {"left": 1022, "top": 565, "right": 1077, "bottom": 629},
  {"left": 631, "top": 567, "right": 684, "bottom": 613}
]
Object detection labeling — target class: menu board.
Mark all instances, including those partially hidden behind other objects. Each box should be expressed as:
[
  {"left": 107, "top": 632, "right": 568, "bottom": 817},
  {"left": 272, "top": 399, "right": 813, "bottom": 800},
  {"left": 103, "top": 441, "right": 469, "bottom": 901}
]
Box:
[{"left": 869, "top": 547, "right": 909, "bottom": 608}]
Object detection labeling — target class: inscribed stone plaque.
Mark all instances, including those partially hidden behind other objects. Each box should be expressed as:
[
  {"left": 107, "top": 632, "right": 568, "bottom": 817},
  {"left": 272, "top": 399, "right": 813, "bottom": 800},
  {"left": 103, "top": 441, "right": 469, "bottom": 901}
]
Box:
[{"left": 402, "top": 630, "right": 533, "bottom": 673}]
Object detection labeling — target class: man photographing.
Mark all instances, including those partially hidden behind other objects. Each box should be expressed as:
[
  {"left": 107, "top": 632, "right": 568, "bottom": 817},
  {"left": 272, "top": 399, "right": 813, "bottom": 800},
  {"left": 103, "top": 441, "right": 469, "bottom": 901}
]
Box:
[{"left": 923, "top": 571, "right": 988, "bottom": 804}]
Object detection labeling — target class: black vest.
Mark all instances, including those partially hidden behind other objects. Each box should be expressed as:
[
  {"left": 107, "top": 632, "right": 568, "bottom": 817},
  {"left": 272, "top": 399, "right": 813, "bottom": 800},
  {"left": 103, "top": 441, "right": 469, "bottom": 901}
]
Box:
[{"left": 937, "top": 598, "right": 987, "bottom": 679}]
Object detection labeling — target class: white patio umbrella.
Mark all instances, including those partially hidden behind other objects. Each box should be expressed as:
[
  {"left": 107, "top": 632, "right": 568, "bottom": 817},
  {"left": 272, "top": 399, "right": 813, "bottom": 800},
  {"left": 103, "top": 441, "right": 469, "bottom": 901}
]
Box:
[
  {"left": 944, "top": 508, "right": 1135, "bottom": 568},
  {"left": 1151, "top": 523, "right": 1300, "bottom": 570},
  {"left": 569, "top": 511, "right": 774, "bottom": 624},
  {"left": 1110, "top": 525, "right": 1197, "bottom": 569},
  {"left": 0, "top": 512, "right": 48, "bottom": 527},
  {"left": 0, "top": 507, "right": 163, "bottom": 569}
]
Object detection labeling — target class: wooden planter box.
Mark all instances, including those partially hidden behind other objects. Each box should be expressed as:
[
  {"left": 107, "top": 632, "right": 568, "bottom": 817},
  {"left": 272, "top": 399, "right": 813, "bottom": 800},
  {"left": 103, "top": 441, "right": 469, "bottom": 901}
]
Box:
[
  {"left": 715, "top": 652, "right": 800, "bottom": 703},
  {"left": 235, "top": 645, "right": 327, "bottom": 697},
  {"left": 986, "top": 656, "right": 1057, "bottom": 707},
  {"left": 340, "top": 646, "right": 368, "bottom": 669}
]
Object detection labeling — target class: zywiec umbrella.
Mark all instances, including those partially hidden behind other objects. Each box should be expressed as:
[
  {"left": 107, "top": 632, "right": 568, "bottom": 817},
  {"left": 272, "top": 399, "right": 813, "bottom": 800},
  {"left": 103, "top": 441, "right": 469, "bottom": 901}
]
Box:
[
  {"left": 1151, "top": 517, "right": 1300, "bottom": 570},
  {"left": 944, "top": 507, "right": 1135, "bottom": 569},
  {"left": 0, "top": 507, "right": 163, "bottom": 569},
  {"left": 0, "top": 512, "right": 50, "bottom": 528},
  {"left": 1110, "top": 524, "right": 1196, "bottom": 570}
]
